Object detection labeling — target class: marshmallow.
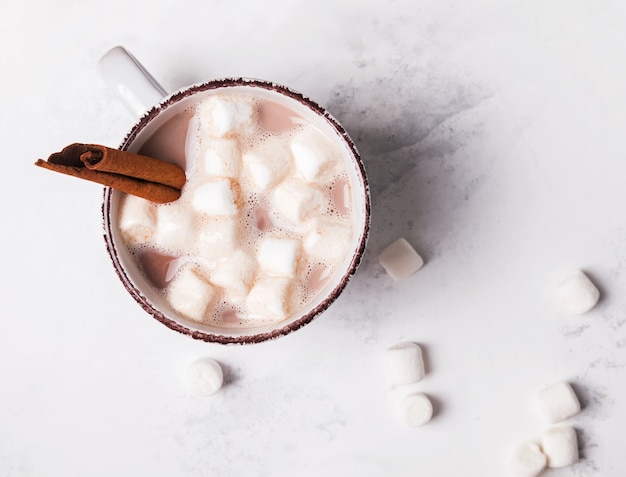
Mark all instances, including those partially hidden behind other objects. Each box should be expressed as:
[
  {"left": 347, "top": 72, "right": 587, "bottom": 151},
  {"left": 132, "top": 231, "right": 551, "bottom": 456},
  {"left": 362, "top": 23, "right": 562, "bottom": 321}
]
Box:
[
  {"left": 537, "top": 382, "right": 581, "bottom": 423},
  {"left": 119, "top": 194, "right": 156, "bottom": 244},
  {"left": 193, "top": 179, "right": 239, "bottom": 216},
  {"left": 401, "top": 393, "right": 433, "bottom": 427},
  {"left": 196, "top": 218, "right": 238, "bottom": 263},
  {"left": 385, "top": 342, "right": 426, "bottom": 386},
  {"left": 556, "top": 270, "right": 600, "bottom": 314},
  {"left": 378, "top": 238, "right": 424, "bottom": 281},
  {"left": 272, "top": 179, "right": 325, "bottom": 224},
  {"left": 509, "top": 442, "right": 547, "bottom": 477},
  {"left": 199, "top": 96, "right": 255, "bottom": 137},
  {"left": 541, "top": 426, "right": 579, "bottom": 468},
  {"left": 167, "top": 265, "right": 215, "bottom": 322},
  {"left": 291, "top": 126, "right": 337, "bottom": 183},
  {"left": 258, "top": 237, "right": 300, "bottom": 278},
  {"left": 185, "top": 358, "right": 224, "bottom": 396},
  {"left": 210, "top": 250, "right": 256, "bottom": 301},
  {"left": 246, "top": 276, "right": 292, "bottom": 321},
  {"left": 242, "top": 141, "right": 292, "bottom": 191},
  {"left": 203, "top": 138, "right": 241, "bottom": 179},
  {"left": 153, "top": 201, "right": 196, "bottom": 253},
  {"left": 303, "top": 217, "right": 352, "bottom": 264}
]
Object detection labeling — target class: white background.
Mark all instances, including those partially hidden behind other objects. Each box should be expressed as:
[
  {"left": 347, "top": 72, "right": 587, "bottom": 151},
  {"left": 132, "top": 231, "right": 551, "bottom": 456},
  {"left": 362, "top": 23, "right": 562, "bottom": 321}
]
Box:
[{"left": 2, "top": 0, "right": 626, "bottom": 475}]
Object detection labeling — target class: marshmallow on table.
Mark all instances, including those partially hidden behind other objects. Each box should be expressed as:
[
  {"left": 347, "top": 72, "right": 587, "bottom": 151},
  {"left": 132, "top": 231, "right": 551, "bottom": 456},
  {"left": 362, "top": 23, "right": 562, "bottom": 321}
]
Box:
[
  {"left": 246, "top": 276, "right": 292, "bottom": 321},
  {"left": 210, "top": 249, "right": 256, "bottom": 301},
  {"left": 199, "top": 96, "right": 255, "bottom": 137},
  {"left": 537, "top": 382, "right": 581, "bottom": 423},
  {"left": 167, "top": 265, "right": 215, "bottom": 322},
  {"left": 303, "top": 217, "right": 352, "bottom": 264},
  {"left": 242, "top": 141, "right": 292, "bottom": 191},
  {"left": 541, "top": 426, "right": 579, "bottom": 468},
  {"left": 153, "top": 201, "right": 196, "bottom": 253},
  {"left": 556, "top": 270, "right": 600, "bottom": 315},
  {"left": 193, "top": 179, "right": 240, "bottom": 216},
  {"left": 272, "top": 179, "right": 325, "bottom": 225},
  {"left": 509, "top": 442, "right": 547, "bottom": 477},
  {"left": 119, "top": 194, "right": 156, "bottom": 244},
  {"left": 203, "top": 138, "right": 241, "bottom": 179},
  {"left": 258, "top": 237, "right": 300, "bottom": 278},
  {"left": 385, "top": 342, "right": 426, "bottom": 386},
  {"left": 378, "top": 238, "right": 424, "bottom": 281},
  {"left": 196, "top": 218, "right": 238, "bottom": 263},
  {"left": 185, "top": 358, "right": 224, "bottom": 396},
  {"left": 401, "top": 393, "right": 433, "bottom": 427},
  {"left": 291, "top": 126, "right": 338, "bottom": 183}
]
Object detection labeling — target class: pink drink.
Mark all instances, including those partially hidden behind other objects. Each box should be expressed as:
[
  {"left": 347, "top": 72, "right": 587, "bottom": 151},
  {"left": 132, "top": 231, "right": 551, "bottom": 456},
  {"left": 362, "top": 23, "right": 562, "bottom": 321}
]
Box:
[{"left": 117, "top": 90, "right": 356, "bottom": 330}]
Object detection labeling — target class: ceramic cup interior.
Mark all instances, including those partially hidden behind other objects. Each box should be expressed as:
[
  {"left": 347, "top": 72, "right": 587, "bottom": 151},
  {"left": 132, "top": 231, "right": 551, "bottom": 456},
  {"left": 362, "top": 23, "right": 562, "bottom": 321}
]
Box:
[{"left": 103, "top": 78, "right": 370, "bottom": 344}]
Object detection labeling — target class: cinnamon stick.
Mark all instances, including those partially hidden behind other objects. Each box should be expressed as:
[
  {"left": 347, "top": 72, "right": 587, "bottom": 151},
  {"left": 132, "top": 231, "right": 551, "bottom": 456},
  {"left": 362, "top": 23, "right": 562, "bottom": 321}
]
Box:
[{"left": 35, "top": 143, "right": 186, "bottom": 203}]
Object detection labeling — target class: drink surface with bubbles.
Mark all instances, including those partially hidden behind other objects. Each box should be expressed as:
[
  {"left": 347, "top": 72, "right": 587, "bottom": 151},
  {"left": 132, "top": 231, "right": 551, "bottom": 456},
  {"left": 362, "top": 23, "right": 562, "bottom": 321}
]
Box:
[{"left": 116, "top": 89, "right": 356, "bottom": 329}]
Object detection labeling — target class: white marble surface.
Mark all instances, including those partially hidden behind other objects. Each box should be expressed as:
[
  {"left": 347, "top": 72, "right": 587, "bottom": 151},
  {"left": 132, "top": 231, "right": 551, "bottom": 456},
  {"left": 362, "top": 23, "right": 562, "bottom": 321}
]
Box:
[{"left": 2, "top": 0, "right": 626, "bottom": 475}]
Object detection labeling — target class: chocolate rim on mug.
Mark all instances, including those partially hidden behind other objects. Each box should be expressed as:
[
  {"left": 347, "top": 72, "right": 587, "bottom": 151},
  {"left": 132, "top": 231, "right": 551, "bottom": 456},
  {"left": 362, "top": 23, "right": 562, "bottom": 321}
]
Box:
[{"left": 103, "top": 78, "right": 370, "bottom": 344}]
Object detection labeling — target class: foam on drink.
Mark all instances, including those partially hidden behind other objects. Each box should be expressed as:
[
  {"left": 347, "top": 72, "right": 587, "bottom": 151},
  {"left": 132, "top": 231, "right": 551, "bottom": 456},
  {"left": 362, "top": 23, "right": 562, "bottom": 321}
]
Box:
[{"left": 117, "top": 90, "right": 355, "bottom": 329}]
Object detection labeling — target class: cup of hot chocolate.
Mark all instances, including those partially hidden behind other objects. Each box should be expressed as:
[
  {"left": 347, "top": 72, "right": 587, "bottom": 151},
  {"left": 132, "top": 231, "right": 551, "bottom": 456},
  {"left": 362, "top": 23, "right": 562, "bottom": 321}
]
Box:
[{"left": 101, "top": 47, "right": 370, "bottom": 344}]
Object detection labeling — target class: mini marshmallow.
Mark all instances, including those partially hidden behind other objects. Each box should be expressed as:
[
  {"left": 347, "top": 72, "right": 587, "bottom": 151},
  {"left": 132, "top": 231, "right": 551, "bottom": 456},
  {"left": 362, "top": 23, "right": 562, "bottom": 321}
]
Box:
[
  {"left": 258, "top": 237, "right": 300, "bottom": 277},
  {"left": 272, "top": 179, "right": 325, "bottom": 224},
  {"left": 119, "top": 194, "right": 156, "bottom": 244},
  {"left": 537, "top": 382, "right": 581, "bottom": 423},
  {"left": 401, "top": 393, "right": 433, "bottom": 427},
  {"left": 185, "top": 358, "right": 224, "bottom": 396},
  {"left": 378, "top": 238, "right": 424, "bottom": 281},
  {"left": 303, "top": 217, "right": 352, "bottom": 264},
  {"left": 153, "top": 201, "right": 196, "bottom": 253},
  {"left": 246, "top": 276, "right": 292, "bottom": 321},
  {"left": 385, "top": 342, "right": 425, "bottom": 386},
  {"left": 203, "top": 138, "right": 241, "bottom": 179},
  {"left": 541, "top": 426, "right": 579, "bottom": 468},
  {"left": 167, "top": 266, "right": 215, "bottom": 322},
  {"left": 242, "top": 141, "right": 292, "bottom": 191},
  {"left": 199, "top": 96, "right": 255, "bottom": 137},
  {"left": 291, "top": 126, "right": 337, "bottom": 183},
  {"left": 210, "top": 250, "right": 256, "bottom": 301},
  {"left": 196, "top": 218, "right": 238, "bottom": 263},
  {"left": 556, "top": 270, "right": 600, "bottom": 315},
  {"left": 193, "top": 179, "right": 239, "bottom": 216},
  {"left": 509, "top": 442, "right": 547, "bottom": 477}
]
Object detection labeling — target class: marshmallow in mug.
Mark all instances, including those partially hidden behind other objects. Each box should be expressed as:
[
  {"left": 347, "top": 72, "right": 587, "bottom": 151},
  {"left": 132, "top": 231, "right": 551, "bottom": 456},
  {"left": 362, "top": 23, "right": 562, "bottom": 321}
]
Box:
[
  {"left": 258, "top": 237, "right": 300, "bottom": 278},
  {"left": 119, "top": 194, "right": 156, "bottom": 244},
  {"left": 118, "top": 90, "right": 356, "bottom": 328},
  {"left": 242, "top": 141, "right": 291, "bottom": 191},
  {"left": 167, "top": 264, "right": 215, "bottom": 321},
  {"left": 153, "top": 201, "right": 196, "bottom": 253},
  {"left": 203, "top": 138, "right": 241, "bottom": 179},
  {"left": 271, "top": 179, "right": 326, "bottom": 225},
  {"left": 196, "top": 217, "right": 238, "bottom": 263},
  {"left": 291, "top": 126, "right": 339, "bottom": 183},
  {"left": 197, "top": 96, "right": 256, "bottom": 138},
  {"left": 304, "top": 217, "right": 352, "bottom": 263}
]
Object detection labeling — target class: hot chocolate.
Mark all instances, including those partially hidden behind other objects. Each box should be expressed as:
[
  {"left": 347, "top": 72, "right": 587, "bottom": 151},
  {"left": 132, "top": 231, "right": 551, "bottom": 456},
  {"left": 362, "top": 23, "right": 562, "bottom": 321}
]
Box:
[{"left": 116, "top": 88, "right": 357, "bottom": 329}]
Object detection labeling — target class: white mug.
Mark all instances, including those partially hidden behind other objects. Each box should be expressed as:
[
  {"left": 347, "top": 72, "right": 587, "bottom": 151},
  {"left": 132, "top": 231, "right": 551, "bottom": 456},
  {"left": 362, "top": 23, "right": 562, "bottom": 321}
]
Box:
[{"left": 100, "top": 46, "right": 370, "bottom": 344}]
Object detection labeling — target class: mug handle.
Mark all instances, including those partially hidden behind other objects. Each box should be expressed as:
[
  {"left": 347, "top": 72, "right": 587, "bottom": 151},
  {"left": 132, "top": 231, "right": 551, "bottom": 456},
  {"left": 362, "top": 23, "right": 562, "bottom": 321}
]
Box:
[{"left": 98, "top": 46, "right": 168, "bottom": 116}]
